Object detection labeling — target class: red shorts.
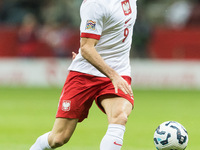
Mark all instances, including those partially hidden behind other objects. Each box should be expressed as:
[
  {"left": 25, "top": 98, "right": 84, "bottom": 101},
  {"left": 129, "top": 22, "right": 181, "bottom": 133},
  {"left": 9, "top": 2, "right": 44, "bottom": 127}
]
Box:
[{"left": 56, "top": 71, "right": 134, "bottom": 122}]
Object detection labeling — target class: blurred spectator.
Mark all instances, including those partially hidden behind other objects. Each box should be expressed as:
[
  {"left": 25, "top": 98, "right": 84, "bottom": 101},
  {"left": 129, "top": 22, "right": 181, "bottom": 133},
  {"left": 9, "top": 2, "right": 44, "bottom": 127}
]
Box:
[
  {"left": 165, "top": 0, "right": 192, "bottom": 29},
  {"left": 187, "top": 0, "right": 200, "bottom": 27},
  {"left": 39, "top": 22, "right": 80, "bottom": 57},
  {"left": 17, "top": 13, "right": 39, "bottom": 57},
  {"left": 0, "top": 0, "right": 42, "bottom": 25},
  {"left": 144, "top": 1, "right": 170, "bottom": 25},
  {"left": 39, "top": 23, "right": 69, "bottom": 57},
  {"left": 132, "top": 2, "right": 151, "bottom": 58},
  {"left": 64, "top": 0, "right": 82, "bottom": 27},
  {"left": 38, "top": 0, "right": 81, "bottom": 57},
  {"left": 40, "top": 0, "right": 81, "bottom": 27},
  {"left": 40, "top": 0, "right": 68, "bottom": 25}
]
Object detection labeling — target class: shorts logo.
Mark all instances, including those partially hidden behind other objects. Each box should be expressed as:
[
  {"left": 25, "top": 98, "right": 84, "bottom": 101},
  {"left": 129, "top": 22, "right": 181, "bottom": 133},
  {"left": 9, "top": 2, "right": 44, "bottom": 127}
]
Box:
[
  {"left": 62, "top": 100, "right": 71, "bottom": 111},
  {"left": 121, "top": 0, "right": 132, "bottom": 16},
  {"left": 85, "top": 20, "right": 96, "bottom": 30}
]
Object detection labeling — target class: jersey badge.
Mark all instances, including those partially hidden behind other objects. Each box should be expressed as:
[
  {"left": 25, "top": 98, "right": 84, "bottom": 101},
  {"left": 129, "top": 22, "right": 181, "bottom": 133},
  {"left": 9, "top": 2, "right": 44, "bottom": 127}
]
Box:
[
  {"left": 62, "top": 100, "right": 71, "bottom": 111},
  {"left": 85, "top": 20, "right": 96, "bottom": 30},
  {"left": 121, "top": 0, "right": 132, "bottom": 16}
]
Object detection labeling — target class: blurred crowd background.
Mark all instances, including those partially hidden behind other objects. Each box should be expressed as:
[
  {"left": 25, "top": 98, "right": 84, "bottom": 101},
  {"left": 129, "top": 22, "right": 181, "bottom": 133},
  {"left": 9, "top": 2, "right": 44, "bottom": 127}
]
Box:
[{"left": 0, "top": 0, "right": 200, "bottom": 59}]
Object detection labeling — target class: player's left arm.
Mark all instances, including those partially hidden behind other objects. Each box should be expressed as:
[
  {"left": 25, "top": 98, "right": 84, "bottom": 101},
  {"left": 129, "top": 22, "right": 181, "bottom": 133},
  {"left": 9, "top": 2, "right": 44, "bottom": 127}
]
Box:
[{"left": 80, "top": 37, "right": 133, "bottom": 96}]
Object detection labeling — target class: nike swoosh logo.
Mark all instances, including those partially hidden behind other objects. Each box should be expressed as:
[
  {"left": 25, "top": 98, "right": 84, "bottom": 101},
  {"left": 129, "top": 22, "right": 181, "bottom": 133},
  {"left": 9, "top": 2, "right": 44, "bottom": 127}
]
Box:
[
  {"left": 125, "top": 18, "right": 132, "bottom": 24},
  {"left": 114, "top": 141, "right": 122, "bottom": 146}
]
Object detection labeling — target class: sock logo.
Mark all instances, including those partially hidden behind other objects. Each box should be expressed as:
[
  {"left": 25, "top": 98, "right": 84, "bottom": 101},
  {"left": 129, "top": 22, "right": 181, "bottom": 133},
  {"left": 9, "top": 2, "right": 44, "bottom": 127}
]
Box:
[{"left": 114, "top": 141, "right": 122, "bottom": 146}]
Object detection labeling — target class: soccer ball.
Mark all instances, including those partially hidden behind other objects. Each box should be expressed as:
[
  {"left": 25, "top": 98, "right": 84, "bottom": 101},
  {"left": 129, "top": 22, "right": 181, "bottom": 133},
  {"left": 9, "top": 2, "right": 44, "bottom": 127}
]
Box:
[{"left": 154, "top": 121, "right": 188, "bottom": 150}]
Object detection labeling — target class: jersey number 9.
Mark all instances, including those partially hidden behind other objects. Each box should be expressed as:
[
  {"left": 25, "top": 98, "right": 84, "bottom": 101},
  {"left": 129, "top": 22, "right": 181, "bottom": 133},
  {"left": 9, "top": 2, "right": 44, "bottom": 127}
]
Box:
[{"left": 122, "top": 28, "right": 129, "bottom": 42}]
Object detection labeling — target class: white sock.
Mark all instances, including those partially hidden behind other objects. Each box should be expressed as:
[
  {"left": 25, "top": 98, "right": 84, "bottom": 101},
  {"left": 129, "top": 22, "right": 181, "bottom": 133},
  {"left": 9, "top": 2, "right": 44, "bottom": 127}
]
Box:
[
  {"left": 100, "top": 124, "right": 125, "bottom": 150},
  {"left": 30, "top": 132, "right": 53, "bottom": 150}
]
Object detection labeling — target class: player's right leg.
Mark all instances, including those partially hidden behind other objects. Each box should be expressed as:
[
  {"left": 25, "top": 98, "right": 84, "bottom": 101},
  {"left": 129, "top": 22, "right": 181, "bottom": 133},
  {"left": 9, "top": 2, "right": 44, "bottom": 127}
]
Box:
[
  {"left": 30, "top": 118, "right": 78, "bottom": 150},
  {"left": 99, "top": 95, "right": 133, "bottom": 150}
]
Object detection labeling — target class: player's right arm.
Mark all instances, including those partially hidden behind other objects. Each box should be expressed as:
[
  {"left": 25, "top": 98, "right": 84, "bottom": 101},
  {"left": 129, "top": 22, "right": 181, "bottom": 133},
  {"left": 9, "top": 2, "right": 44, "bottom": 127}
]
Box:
[
  {"left": 79, "top": 1, "right": 133, "bottom": 96},
  {"left": 80, "top": 37, "right": 133, "bottom": 97}
]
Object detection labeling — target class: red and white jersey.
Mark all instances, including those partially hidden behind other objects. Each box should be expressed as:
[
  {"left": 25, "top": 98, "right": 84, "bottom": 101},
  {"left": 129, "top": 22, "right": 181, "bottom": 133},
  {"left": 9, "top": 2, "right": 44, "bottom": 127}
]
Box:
[{"left": 68, "top": 0, "right": 137, "bottom": 77}]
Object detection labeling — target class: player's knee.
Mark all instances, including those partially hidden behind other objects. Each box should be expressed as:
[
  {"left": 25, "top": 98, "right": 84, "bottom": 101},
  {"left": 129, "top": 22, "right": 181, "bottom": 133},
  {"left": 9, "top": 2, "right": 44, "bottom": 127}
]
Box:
[
  {"left": 111, "top": 110, "right": 129, "bottom": 125},
  {"left": 117, "top": 112, "right": 128, "bottom": 125}
]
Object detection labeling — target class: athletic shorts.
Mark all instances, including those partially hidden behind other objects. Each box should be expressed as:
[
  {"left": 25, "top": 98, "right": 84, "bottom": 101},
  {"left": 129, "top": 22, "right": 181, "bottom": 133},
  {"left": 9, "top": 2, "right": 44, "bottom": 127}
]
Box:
[{"left": 56, "top": 71, "right": 134, "bottom": 122}]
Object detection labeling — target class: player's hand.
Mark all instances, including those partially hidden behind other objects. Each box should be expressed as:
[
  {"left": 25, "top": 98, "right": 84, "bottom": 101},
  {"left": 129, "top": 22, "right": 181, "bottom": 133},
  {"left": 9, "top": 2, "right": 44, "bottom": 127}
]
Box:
[
  {"left": 111, "top": 74, "right": 133, "bottom": 96},
  {"left": 72, "top": 52, "right": 77, "bottom": 60}
]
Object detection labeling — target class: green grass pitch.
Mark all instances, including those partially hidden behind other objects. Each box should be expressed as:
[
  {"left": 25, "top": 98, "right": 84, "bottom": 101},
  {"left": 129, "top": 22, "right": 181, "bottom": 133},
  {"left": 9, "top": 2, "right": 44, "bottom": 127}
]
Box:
[{"left": 0, "top": 87, "right": 199, "bottom": 150}]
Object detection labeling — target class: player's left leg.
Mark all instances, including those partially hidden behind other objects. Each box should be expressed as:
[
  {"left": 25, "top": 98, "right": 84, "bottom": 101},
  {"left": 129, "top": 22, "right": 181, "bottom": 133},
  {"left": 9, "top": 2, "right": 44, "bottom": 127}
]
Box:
[
  {"left": 99, "top": 95, "right": 133, "bottom": 150},
  {"left": 30, "top": 118, "right": 78, "bottom": 150}
]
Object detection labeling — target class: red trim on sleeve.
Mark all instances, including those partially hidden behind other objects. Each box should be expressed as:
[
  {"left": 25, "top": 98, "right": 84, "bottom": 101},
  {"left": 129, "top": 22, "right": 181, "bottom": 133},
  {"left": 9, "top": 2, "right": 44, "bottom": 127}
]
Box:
[{"left": 81, "top": 33, "right": 101, "bottom": 40}]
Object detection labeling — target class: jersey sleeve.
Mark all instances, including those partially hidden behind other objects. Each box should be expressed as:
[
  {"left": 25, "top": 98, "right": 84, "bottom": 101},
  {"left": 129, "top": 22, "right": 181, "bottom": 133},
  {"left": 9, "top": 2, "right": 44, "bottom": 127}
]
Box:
[{"left": 80, "top": 1, "right": 104, "bottom": 40}]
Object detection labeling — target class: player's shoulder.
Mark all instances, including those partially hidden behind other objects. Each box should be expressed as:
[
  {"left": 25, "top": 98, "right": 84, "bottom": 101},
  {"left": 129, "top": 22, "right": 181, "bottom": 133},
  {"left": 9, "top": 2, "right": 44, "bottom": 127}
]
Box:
[
  {"left": 82, "top": 0, "right": 111, "bottom": 9},
  {"left": 81, "top": 0, "right": 110, "bottom": 16}
]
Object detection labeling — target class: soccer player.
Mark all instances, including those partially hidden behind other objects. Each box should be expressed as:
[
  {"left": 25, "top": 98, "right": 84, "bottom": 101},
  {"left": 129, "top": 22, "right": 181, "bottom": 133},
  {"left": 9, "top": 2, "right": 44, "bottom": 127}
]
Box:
[{"left": 30, "top": 0, "right": 137, "bottom": 149}]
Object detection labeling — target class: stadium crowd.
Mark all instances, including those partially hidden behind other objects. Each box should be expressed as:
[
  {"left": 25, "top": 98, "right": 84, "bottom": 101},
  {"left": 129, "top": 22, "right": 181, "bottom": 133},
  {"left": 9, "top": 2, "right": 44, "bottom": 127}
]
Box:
[{"left": 0, "top": 0, "right": 200, "bottom": 58}]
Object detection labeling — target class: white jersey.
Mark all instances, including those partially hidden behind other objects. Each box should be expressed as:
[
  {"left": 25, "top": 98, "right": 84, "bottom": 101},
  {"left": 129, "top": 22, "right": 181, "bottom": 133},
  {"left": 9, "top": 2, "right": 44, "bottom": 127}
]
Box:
[{"left": 68, "top": 0, "right": 137, "bottom": 77}]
